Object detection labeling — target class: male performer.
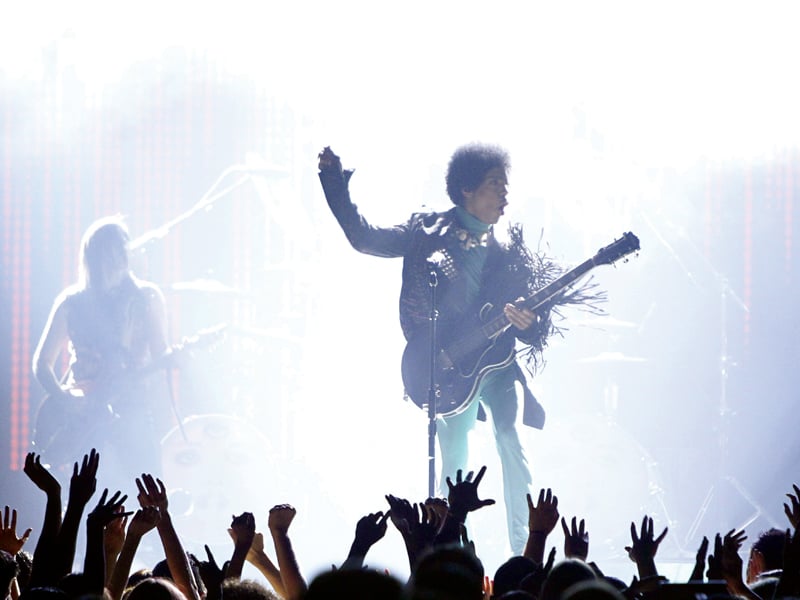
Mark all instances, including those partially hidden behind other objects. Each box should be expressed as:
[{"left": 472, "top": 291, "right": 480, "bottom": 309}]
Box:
[
  {"left": 32, "top": 216, "right": 170, "bottom": 492},
  {"left": 318, "top": 143, "right": 571, "bottom": 554}
]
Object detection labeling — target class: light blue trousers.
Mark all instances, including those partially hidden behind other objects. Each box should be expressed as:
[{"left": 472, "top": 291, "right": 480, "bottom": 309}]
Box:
[{"left": 437, "top": 365, "right": 532, "bottom": 554}]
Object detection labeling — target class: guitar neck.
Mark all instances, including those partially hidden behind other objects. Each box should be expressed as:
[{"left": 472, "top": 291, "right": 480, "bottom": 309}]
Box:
[{"left": 482, "top": 257, "right": 597, "bottom": 338}]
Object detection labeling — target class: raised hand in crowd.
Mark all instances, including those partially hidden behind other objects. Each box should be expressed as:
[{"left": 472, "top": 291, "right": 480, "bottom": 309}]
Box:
[
  {"left": 688, "top": 535, "right": 709, "bottom": 582},
  {"left": 196, "top": 544, "right": 228, "bottom": 600},
  {"left": 624, "top": 515, "right": 668, "bottom": 580},
  {"left": 706, "top": 532, "right": 725, "bottom": 582},
  {"left": 561, "top": 516, "right": 590, "bottom": 561},
  {"left": 785, "top": 483, "right": 800, "bottom": 530},
  {"left": 385, "top": 494, "right": 442, "bottom": 569},
  {"left": 0, "top": 506, "right": 32, "bottom": 558},
  {"left": 22, "top": 451, "right": 63, "bottom": 588},
  {"left": 107, "top": 506, "right": 160, "bottom": 600},
  {"left": 53, "top": 449, "right": 100, "bottom": 585},
  {"left": 102, "top": 504, "right": 128, "bottom": 586},
  {"left": 436, "top": 467, "right": 496, "bottom": 549},
  {"left": 341, "top": 511, "right": 390, "bottom": 570},
  {"left": 446, "top": 467, "right": 496, "bottom": 521},
  {"left": 83, "top": 489, "right": 130, "bottom": 595},
  {"left": 136, "top": 473, "right": 201, "bottom": 600},
  {"left": 776, "top": 524, "right": 800, "bottom": 598},
  {"left": 524, "top": 488, "right": 559, "bottom": 564},
  {"left": 268, "top": 503, "right": 307, "bottom": 600},
  {"left": 227, "top": 511, "right": 256, "bottom": 580},
  {"left": 716, "top": 528, "right": 759, "bottom": 600}
]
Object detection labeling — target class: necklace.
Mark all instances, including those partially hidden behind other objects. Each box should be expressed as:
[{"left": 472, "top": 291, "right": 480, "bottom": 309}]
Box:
[{"left": 454, "top": 227, "right": 490, "bottom": 250}]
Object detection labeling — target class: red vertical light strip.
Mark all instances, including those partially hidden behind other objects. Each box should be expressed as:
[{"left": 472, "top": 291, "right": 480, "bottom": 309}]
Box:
[
  {"left": 3, "top": 95, "right": 10, "bottom": 470},
  {"left": 786, "top": 149, "right": 795, "bottom": 280},
  {"left": 742, "top": 166, "right": 752, "bottom": 347}
]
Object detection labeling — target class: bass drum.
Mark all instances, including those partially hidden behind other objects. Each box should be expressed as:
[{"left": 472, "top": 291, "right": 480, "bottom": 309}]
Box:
[{"left": 160, "top": 413, "right": 278, "bottom": 546}]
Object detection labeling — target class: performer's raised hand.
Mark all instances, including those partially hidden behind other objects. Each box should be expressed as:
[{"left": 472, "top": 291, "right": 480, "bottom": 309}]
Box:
[{"left": 318, "top": 146, "right": 342, "bottom": 174}]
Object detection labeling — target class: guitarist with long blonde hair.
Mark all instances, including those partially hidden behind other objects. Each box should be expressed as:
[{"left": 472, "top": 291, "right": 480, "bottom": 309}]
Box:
[{"left": 32, "top": 216, "right": 170, "bottom": 493}]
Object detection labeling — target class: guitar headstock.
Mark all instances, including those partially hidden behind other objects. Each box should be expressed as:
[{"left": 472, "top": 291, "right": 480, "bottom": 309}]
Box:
[{"left": 593, "top": 232, "right": 640, "bottom": 266}]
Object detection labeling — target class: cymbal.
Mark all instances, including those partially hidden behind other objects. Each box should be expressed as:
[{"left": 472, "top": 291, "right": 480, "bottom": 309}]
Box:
[
  {"left": 577, "top": 351, "right": 647, "bottom": 364},
  {"left": 169, "top": 279, "right": 243, "bottom": 295}
]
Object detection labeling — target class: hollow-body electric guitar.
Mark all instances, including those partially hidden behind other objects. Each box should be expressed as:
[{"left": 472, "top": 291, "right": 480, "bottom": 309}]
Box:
[{"left": 401, "top": 232, "right": 640, "bottom": 417}]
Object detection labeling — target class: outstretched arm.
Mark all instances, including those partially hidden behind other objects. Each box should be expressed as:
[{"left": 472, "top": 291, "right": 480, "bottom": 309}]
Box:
[
  {"left": 561, "top": 516, "right": 590, "bottom": 561},
  {"left": 523, "top": 488, "right": 559, "bottom": 563},
  {"left": 317, "top": 146, "right": 411, "bottom": 258},
  {"left": 240, "top": 531, "right": 285, "bottom": 598},
  {"left": 22, "top": 452, "right": 62, "bottom": 588},
  {"left": 0, "top": 506, "right": 32, "bottom": 559},
  {"left": 341, "top": 511, "right": 390, "bottom": 570},
  {"left": 718, "top": 529, "right": 760, "bottom": 600},
  {"left": 83, "top": 489, "right": 130, "bottom": 595},
  {"left": 54, "top": 449, "right": 100, "bottom": 581},
  {"left": 268, "top": 504, "right": 306, "bottom": 600},
  {"left": 437, "top": 467, "right": 496, "bottom": 546},
  {"left": 226, "top": 512, "right": 255, "bottom": 580},
  {"left": 624, "top": 515, "right": 668, "bottom": 580},
  {"left": 107, "top": 506, "right": 160, "bottom": 600},
  {"left": 136, "top": 474, "right": 200, "bottom": 600}
]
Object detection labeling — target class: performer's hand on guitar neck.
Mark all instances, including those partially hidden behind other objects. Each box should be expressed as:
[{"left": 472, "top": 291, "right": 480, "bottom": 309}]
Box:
[{"left": 504, "top": 302, "right": 540, "bottom": 331}]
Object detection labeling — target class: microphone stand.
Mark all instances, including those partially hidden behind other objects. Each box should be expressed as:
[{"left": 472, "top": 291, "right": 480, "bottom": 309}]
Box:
[
  {"left": 427, "top": 269, "right": 439, "bottom": 498},
  {"left": 129, "top": 165, "right": 253, "bottom": 252}
]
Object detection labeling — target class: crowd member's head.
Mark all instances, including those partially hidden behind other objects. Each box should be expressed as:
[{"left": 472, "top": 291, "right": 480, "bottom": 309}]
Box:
[
  {"left": 493, "top": 556, "right": 537, "bottom": 598},
  {"left": 539, "top": 559, "right": 597, "bottom": 600},
  {"left": 561, "top": 578, "right": 626, "bottom": 600},
  {"left": 0, "top": 550, "right": 18, "bottom": 600},
  {"left": 407, "top": 545, "right": 484, "bottom": 600},
  {"left": 125, "top": 577, "right": 186, "bottom": 600},
  {"left": 222, "top": 578, "right": 282, "bottom": 600},
  {"left": 305, "top": 569, "right": 402, "bottom": 600},
  {"left": 746, "top": 528, "right": 787, "bottom": 583}
]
